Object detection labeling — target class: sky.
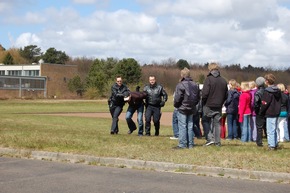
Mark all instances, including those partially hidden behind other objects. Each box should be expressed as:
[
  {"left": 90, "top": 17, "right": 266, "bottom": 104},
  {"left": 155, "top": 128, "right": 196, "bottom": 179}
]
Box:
[{"left": 1, "top": 0, "right": 290, "bottom": 68}]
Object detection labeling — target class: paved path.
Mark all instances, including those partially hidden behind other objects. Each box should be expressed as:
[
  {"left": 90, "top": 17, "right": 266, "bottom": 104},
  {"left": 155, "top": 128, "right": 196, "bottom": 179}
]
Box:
[
  {"left": 1, "top": 148, "right": 290, "bottom": 184},
  {"left": 1, "top": 157, "right": 289, "bottom": 193}
]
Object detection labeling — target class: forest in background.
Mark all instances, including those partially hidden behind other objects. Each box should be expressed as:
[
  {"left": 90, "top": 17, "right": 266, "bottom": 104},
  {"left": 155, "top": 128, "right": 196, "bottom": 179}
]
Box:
[{"left": 1, "top": 44, "right": 290, "bottom": 98}]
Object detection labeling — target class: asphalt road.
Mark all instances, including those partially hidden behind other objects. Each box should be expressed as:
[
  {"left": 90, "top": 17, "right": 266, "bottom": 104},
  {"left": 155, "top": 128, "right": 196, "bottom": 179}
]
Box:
[{"left": 0, "top": 157, "right": 288, "bottom": 193}]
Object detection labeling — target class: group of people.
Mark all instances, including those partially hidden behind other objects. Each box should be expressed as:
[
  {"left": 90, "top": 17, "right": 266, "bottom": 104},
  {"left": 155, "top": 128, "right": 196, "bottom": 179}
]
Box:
[
  {"left": 108, "top": 63, "right": 290, "bottom": 151},
  {"left": 108, "top": 75, "right": 167, "bottom": 136},
  {"left": 172, "top": 63, "right": 290, "bottom": 150}
]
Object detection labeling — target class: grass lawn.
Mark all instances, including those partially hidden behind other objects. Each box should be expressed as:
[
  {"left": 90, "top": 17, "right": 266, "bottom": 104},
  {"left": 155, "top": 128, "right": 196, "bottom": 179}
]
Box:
[{"left": 0, "top": 99, "right": 290, "bottom": 173}]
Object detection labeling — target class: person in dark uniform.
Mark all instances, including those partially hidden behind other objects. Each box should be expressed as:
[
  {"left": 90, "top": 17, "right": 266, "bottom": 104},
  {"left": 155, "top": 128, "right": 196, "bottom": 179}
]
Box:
[
  {"left": 108, "top": 76, "right": 130, "bottom": 135},
  {"left": 143, "top": 75, "right": 168, "bottom": 136}
]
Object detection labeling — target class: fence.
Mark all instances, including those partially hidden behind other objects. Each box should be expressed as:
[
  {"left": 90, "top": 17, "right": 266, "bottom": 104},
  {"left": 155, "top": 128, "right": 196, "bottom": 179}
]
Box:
[{"left": 0, "top": 76, "right": 47, "bottom": 98}]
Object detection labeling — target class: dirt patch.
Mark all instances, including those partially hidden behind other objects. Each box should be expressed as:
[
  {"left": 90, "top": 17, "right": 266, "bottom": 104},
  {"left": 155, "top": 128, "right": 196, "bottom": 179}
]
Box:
[{"left": 46, "top": 112, "right": 173, "bottom": 126}]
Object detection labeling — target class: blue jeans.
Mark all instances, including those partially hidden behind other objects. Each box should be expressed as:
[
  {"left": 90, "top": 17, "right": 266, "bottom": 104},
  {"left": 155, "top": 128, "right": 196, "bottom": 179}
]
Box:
[
  {"left": 226, "top": 113, "right": 238, "bottom": 139},
  {"left": 250, "top": 116, "right": 257, "bottom": 141},
  {"left": 126, "top": 104, "right": 144, "bottom": 135},
  {"left": 172, "top": 108, "right": 179, "bottom": 138},
  {"left": 177, "top": 111, "right": 194, "bottom": 148},
  {"left": 241, "top": 114, "right": 251, "bottom": 142},
  {"left": 267, "top": 117, "right": 278, "bottom": 148}
]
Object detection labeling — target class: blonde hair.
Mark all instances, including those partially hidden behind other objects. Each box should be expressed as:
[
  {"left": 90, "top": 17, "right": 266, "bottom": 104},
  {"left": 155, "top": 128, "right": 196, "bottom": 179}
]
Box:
[
  {"left": 180, "top": 67, "right": 190, "bottom": 78},
  {"left": 277, "top": 83, "right": 285, "bottom": 92},
  {"left": 240, "top": 81, "right": 250, "bottom": 91},
  {"left": 249, "top": 81, "right": 256, "bottom": 89},
  {"left": 228, "top": 79, "right": 237, "bottom": 89},
  {"left": 208, "top": 63, "right": 219, "bottom": 71}
]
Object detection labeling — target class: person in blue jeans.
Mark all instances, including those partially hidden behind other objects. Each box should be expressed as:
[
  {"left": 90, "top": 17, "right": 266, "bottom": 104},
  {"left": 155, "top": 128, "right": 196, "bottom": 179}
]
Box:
[
  {"left": 260, "top": 74, "right": 281, "bottom": 150},
  {"left": 170, "top": 108, "right": 179, "bottom": 140},
  {"left": 225, "top": 79, "right": 240, "bottom": 140},
  {"left": 173, "top": 67, "right": 200, "bottom": 149},
  {"left": 126, "top": 86, "right": 147, "bottom": 136}
]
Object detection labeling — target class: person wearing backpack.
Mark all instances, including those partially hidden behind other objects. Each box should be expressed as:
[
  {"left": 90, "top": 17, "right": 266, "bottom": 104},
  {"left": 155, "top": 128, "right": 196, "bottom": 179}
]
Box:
[{"left": 173, "top": 67, "right": 200, "bottom": 149}]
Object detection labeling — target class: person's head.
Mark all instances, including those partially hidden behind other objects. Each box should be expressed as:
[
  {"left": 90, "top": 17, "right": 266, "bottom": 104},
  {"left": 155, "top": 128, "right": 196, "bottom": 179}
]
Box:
[
  {"left": 180, "top": 67, "right": 190, "bottom": 78},
  {"left": 149, "top": 75, "right": 156, "bottom": 86},
  {"left": 240, "top": 81, "right": 250, "bottom": 91},
  {"left": 228, "top": 79, "right": 237, "bottom": 90},
  {"left": 116, "top": 76, "right": 123, "bottom": 86},
  {"left": 264, "top": 74, "right": 276, "bottom": 85},
  {"left": 135, "top": 86, "right": 140, "bottom": 92},
  {"left": 277, "top": 83, "right": 285, "bottom": 92},
  {"left": 249, "top": 81, "right": 256, "bottom": 89},
  {"left": 208, "top": 62, "right": 219, "bottom": 71},
  {"left": 255, "top": 77, "right": 265, "bottom": 87}
]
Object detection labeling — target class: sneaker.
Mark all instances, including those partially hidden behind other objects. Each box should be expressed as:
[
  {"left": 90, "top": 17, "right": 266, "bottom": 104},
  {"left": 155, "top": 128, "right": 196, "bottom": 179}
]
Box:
[
  {"left": 170, "top": 136, "right": 178, "bottom": 140},
  {"left": 215, "top": 142, "right": 221, "bottom": 147},
  {"left": 204, "top": 141, "right": 214, "bottom": 146}
]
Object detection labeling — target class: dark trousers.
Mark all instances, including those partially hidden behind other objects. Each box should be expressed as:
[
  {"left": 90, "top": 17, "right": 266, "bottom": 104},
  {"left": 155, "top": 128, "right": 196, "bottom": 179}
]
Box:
[
  {"left": 256, "top": 114, "right": 266, "bottom": 146},
  {"left": 193, "top": 114, "right": 202, "bottom": 138},
  {"left": 201, "top": 114, "right": 211, "bottom": 140},
  {"left": 110, "top": 105, "right": 123, "bottom": 133},
  {"left": 145, "top": 105, "right": 161, "bottom": 136}
]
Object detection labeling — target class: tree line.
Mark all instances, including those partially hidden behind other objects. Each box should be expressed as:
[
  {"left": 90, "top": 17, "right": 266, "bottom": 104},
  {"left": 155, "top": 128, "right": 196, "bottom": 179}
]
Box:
[{"left": 1, "top": 44, "right": 290, "bottom": 99}]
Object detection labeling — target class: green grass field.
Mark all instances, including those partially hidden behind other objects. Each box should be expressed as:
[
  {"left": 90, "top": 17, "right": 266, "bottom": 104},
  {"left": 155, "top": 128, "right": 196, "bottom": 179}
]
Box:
[{"left": 0, "top": 99, "right": 290, "bottom": 173}]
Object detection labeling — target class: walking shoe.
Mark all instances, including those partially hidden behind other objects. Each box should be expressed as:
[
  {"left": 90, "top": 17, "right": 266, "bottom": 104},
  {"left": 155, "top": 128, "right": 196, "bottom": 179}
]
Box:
[
  {"left": 127, "top": 129, "right": 135, "bottom": 134},
  {"left": 110, "top": 131, "right": 115, "bottom": 135},
  {"left": 215, "top": 142, "right": 221, "bottom": 147},
  {"left": 170, "top": 136, "right": 178, "bottom": 140},
  {"left": 268, "top": 147, "right": 277, "bottom": 151},
  {"left": 155, "top": 130, "right": 159, "bottom": 136},
  {"left": 203, "top": 141, "right": 214, "bottom": 146}
]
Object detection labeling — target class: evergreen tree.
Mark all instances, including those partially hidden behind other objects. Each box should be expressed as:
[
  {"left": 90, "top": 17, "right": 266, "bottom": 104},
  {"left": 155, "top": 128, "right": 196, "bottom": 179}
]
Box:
[{"left": 3, "top": 52, "right": 14, "bottom": 65}]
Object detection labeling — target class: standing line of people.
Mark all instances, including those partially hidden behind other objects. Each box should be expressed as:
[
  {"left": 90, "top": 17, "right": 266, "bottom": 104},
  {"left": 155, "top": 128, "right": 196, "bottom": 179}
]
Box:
[{"left": 108, "top": 69, "right": 290, "bottom": 151}]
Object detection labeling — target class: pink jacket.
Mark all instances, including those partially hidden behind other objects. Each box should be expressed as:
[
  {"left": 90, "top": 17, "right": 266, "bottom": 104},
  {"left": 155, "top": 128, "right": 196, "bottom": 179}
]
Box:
[{"left": 238, "top": 90, "right": 252, "bottom": 123}]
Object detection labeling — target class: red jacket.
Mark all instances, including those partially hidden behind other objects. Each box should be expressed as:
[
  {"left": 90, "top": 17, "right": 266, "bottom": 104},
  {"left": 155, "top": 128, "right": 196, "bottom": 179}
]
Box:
[{"left": 238, "top": 90, "right": 252, "bottom": 122}]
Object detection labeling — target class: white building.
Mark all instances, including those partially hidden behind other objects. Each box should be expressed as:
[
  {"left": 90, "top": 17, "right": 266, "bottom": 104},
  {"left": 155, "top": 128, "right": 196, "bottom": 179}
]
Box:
[{"left": 0, "top": 64, "right": 40, "bottom": 76}]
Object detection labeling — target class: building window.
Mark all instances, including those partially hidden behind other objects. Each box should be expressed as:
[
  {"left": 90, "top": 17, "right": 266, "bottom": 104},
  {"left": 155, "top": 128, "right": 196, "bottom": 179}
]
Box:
[
  {"left": 8, "top": 70, "right": 22, "bottom": 76},
  {"left": 23, "top": 70, "right": 40, "bottom": 76},
  {"left": 0, "top": 70, "right": 5, "bottom": 75}
]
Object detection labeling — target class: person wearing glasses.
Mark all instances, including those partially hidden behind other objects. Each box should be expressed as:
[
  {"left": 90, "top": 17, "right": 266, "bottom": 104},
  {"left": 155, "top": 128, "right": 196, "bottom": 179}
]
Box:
[{"left": 108, "top": 76, "right": 130, "bottom": 135}]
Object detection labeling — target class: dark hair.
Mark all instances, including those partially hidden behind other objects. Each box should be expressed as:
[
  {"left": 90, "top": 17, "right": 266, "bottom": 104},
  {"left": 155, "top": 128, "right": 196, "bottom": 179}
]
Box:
[{"left": 264, "top": 74, "right": 276, "bottom": 85}]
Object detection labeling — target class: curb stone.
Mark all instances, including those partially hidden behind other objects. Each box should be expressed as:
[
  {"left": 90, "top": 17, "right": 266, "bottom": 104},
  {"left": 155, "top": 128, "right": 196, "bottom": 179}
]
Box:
[{"left": 0, "top": 147, "right": 289, "bottom": 184}]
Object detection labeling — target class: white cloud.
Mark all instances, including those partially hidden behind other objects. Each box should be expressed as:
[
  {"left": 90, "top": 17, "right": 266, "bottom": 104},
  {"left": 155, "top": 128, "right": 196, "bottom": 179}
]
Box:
[
  {"left": 2, "top": 0, "right": 290, "bottom": 68},
  {"left": 14, "top": 33, "right": 41, "bottom": 48}
]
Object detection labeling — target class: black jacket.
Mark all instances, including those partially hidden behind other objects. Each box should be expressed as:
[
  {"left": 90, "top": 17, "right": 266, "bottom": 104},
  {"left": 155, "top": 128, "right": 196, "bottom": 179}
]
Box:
[
  {"left": 254, "top": 86, "right": 265, "bottom": 115},
  {"left": 143, "top": 83, "right": 168, "bottom": 107},
  {"left": 109, "top": 83, "right": 130, "bottom": 106},
  {"left": 224, "top": 89, "right": 240, "bottom": 114},
  {"left": 202, "top": 70, "right": 228, "bottom": 108},
  {"left": 280, "top": 92, "right": 289, "bottom": 112},
  {"left": 174, "top": 77, "right": 200, "bottom": 115},
  {"left": 260, "top": 85, "right": 281, "bottom": 117}
]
